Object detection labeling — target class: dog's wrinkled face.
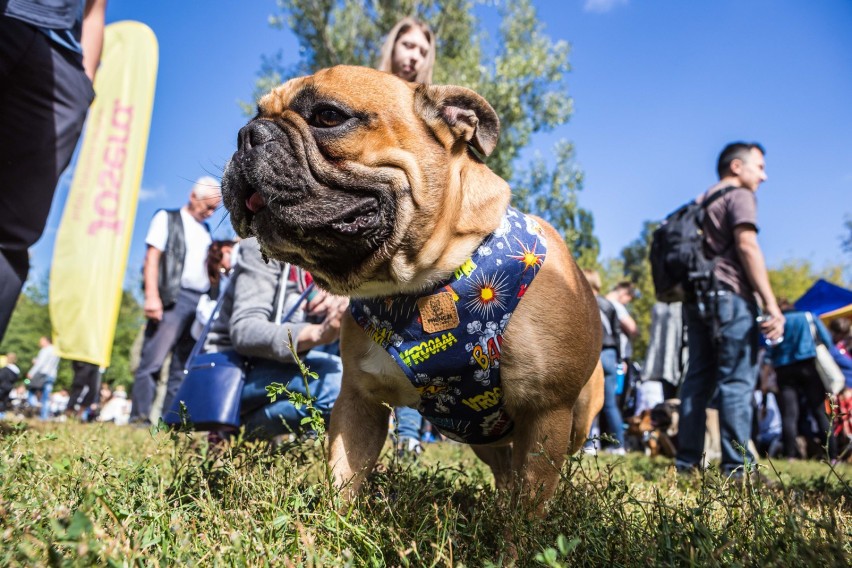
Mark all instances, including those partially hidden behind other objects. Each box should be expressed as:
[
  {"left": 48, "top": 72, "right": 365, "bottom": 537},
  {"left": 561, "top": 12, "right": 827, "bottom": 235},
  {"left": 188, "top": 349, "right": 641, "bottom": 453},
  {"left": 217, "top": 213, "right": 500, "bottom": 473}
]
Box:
[{"left": 221, "top": 65, "right": 501, "bottom": 296}]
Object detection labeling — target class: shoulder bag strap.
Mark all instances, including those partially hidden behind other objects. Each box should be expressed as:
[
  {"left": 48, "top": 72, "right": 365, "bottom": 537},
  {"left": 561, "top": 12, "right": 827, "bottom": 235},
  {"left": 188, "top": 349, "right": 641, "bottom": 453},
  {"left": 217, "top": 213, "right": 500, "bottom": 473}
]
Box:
[
  {"left": 184, "top": 262, "right": 317, "bottom": 371},
  {"left": 804, "top": 312, "right": 820, "bottom": 344},
  {"left": 277, "top": 264, "right": 316, "bottom": 324},
  {"left": 273, "top": 263, "right": 291, "bottom": 323},
  {"left": 184, "top": 261, "right": 289, "bottom": 370},
  {"left": 183, "top": 278, "right": 234, "bottom": 371}
]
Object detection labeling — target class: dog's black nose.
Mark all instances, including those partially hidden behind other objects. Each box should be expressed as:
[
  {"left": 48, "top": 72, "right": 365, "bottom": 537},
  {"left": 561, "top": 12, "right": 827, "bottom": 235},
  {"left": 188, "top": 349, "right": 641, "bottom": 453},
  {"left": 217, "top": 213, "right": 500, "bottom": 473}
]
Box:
[{"left": 238, "top": 120, "right": 278, "bottom": 151}]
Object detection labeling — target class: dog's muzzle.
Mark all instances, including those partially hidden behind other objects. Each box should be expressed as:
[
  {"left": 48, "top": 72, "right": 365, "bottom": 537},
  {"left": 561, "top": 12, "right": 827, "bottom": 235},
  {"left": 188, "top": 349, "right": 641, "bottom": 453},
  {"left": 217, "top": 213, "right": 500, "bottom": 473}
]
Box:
[
  {"left": 221, "top": 118, "right": 396, "bottom": 286},
  {"left": 236, "top": 121, "right": 280, "bottom": 213}
]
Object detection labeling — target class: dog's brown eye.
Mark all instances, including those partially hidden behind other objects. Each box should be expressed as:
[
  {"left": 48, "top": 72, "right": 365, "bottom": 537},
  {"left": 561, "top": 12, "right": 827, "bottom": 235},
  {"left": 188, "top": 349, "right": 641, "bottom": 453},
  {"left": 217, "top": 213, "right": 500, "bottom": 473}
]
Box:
[{"left": 312, "top": 109, "right": 346, "bottom": 128}]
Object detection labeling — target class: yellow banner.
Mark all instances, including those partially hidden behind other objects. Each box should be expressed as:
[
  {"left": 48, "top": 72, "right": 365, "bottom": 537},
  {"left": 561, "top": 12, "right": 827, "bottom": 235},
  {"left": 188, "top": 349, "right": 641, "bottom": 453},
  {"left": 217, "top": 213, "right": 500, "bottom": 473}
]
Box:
[{"left": 50, "top": 21, "right": 158, "bottom": 367}]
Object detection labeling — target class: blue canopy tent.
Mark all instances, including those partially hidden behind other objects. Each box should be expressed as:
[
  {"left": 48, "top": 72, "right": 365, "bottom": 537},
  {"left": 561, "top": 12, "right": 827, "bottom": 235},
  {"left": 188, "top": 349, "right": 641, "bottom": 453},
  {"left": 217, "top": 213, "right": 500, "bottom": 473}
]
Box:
[{"left": 794, "top": 279, "right": 852, "bottom": 320}]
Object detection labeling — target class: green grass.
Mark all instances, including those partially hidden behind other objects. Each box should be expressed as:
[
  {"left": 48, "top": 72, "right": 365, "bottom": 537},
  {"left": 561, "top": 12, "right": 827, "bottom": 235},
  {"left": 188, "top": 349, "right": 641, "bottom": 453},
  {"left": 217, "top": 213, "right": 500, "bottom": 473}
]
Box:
[{"left": 0, "top": 419, "right": 850, "bottom": 566}]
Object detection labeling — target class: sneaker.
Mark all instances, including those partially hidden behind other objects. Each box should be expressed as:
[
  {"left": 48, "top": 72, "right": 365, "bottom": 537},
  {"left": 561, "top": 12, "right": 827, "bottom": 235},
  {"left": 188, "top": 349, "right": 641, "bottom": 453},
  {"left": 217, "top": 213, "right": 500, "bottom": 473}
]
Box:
[
  {"left": 581, "top": 445, "right": 597, "bottom": 456},
  {"left": 605, "top": 447, "right": 626, "bottom": 456}
]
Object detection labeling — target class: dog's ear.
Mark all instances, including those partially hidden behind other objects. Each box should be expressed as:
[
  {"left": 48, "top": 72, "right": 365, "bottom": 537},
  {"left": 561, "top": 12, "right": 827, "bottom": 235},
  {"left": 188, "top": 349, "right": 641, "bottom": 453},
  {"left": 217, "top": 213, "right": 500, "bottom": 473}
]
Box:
[{"left": 414, "top": 84, "right": 500, "bottom": 156}]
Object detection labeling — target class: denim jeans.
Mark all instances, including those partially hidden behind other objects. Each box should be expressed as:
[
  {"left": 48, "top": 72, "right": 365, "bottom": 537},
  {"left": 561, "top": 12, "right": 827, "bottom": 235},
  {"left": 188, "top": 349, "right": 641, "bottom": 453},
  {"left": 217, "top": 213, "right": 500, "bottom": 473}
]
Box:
[
  {"left": 27, "top": 380, "right": 54, "bottom": 420},
  {"left": 394, "top": 406, "right": 423, "bottom": 442},
  {"left": 676, "top": 292, "right": 759, "bottom": 473},
  {"left": 599, "top": 347, "right": 625, "bottom": 448},
  {"left": 130, "top": 288, "right": 201, "bottom": 422},
  {"left": 240, "top": 351, "right": 342, "bottom": 439}
]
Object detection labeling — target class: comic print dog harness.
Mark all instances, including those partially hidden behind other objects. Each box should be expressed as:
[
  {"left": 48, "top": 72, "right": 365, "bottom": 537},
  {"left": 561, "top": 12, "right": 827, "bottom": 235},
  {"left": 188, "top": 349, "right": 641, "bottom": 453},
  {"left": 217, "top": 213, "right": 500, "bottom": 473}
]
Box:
[{"left": 350, "top": 207, "right": 548, "bottom": 444}]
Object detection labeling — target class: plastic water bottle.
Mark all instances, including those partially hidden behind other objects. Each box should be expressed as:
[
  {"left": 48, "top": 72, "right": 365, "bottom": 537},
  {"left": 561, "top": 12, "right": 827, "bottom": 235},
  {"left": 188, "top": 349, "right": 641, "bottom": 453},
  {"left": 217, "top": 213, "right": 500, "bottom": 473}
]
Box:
[
  {"left": 756, "top": 314, "right": 784, "bottom": 346},
  {"left": 615, "top": 362, "right": 626, "bottom": 395}
]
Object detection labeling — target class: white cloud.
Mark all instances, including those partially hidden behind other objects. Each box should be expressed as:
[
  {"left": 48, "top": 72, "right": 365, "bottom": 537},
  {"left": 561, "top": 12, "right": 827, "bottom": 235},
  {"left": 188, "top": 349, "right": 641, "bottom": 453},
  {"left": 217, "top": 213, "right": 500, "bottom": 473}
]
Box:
[
  {"left": 584, "top": 0, "right": 629, "bottom": 14},
  {"left": 138, "top": 185, "right": 167, "bottom": 202}
]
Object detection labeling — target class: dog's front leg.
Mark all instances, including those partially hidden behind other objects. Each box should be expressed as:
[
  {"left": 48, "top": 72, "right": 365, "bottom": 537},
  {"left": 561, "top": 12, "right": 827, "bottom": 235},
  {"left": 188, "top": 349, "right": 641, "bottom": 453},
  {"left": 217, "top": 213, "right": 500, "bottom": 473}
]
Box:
[
  {"left": 510, "top": 406, "right": 574, "bottom": 513},
  {"left": 471, "top": 445, "right": 513, "bottom": 490},
  {"left": 327, "top": 378, "right": 390, "bottom": 501}
]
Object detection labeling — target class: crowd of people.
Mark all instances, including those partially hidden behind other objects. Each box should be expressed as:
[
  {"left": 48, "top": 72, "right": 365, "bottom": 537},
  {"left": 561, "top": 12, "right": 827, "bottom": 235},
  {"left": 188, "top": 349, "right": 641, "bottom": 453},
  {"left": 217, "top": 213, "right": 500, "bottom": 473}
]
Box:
[
  {"left": 1, "top": 4, "right": 851, "bottom": 476},
  {"left": 579, "top": 144, "right": 852, "bottom": 474},
  {"left": 0, "top": 362, "right": 131, "bottom": 424}
]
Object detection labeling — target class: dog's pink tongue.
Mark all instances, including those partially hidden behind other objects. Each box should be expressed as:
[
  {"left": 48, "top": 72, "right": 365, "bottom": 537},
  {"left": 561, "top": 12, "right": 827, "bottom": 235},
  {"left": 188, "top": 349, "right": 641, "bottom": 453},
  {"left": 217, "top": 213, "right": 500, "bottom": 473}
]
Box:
[{"left": 246, "top": 192, "right": 266, "bottom": 213}]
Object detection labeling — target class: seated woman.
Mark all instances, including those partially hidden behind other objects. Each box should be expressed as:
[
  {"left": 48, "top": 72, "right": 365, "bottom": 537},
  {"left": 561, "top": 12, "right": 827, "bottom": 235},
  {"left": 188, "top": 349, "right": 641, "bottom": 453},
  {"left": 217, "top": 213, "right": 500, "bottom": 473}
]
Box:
[
  {"left": 205, "top": 237, "right": 347, "bottom": 440},
  {"left": 191, "top": 239, "right": 237, "bottom": 339}
]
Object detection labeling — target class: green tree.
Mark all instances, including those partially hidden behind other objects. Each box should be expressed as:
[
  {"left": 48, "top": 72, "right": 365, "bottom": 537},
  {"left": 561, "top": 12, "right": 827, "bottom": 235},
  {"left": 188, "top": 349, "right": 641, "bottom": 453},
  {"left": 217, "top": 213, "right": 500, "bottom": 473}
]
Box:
[
  {"left": 514, "top": 141, "right": 599, "bottom": 267},
  {"left": 0, "top": 277, "right": 54, "bottom": 382},
  {"left": 612, "top": 221, "right": 658, "bottom": 362},
  {"left": 103, "top": 291, "right": 144, "bottom": 389},
  {"left": 599, "top": 257, "right": 625, "bottom": 291},
  {"left": 768, "top": 260, "right": 847, "bottom": 305},
  {"left": 0, "top": 283, "right": 143, "bottom": 391},
  {"left": 253, "top": 0, "right": 598, "bottom": 261}
]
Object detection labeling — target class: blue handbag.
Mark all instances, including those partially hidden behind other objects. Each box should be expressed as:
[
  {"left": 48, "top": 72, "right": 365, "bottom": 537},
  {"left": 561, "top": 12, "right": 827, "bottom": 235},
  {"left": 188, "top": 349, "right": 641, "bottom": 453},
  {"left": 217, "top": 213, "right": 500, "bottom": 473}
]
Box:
[
  {"left": 164, "top": 349, "right": 247, "bottom": 431},
  {"left": 164, "top": 264, "right": 315, "bottom": 431},
  {"left": 163, "top": 275, "right": 247, "bottom": 431}
]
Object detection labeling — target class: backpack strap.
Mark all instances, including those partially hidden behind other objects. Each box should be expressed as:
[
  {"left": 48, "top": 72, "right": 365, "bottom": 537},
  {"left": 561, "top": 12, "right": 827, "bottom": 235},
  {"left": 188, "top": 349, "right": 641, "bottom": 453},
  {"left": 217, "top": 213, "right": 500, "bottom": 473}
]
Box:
[
  {"left": 698, "top": 185, "right": 749, "bottom": 261},
  {"left": 700, "top": 185, "right": 740, "bottom": 209},
  {"left": 184, "top": 262, "right": 315, "bottom": 371}
]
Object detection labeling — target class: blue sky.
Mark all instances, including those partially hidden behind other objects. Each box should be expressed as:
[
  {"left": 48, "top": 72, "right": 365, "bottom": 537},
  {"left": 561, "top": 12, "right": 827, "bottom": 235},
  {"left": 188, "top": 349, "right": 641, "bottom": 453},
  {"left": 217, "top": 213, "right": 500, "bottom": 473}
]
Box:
[{"left": 31, "top": 0, "right": 852, "bottom": 289}]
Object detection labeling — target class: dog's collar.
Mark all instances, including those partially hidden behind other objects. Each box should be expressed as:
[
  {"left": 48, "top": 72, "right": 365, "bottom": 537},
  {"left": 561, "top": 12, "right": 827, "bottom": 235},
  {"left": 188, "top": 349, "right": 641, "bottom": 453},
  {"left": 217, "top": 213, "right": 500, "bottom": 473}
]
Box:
[{"left": 350, "top": 206, "right": 549, "bottom": 444}]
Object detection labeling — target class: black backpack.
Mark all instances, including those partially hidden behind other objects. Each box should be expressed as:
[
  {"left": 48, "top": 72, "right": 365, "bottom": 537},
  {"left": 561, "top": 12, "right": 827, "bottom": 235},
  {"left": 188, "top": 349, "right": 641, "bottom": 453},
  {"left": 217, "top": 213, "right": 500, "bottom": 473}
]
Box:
[{"left": 649, "top": 187, "right": 738, "bottom": 303}]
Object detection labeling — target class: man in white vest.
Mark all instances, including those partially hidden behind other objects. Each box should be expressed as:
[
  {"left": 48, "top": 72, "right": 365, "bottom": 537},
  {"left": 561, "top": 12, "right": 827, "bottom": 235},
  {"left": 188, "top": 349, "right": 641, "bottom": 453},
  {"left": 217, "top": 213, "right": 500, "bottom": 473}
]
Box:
[{"left": 129, "top": 177, "right": 221, "bottom": 424}]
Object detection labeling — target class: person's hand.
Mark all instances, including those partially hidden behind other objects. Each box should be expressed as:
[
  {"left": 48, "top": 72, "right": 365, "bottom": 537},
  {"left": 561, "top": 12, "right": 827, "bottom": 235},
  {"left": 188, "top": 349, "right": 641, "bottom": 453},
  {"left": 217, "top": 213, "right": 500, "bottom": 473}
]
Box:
[
  {"left": 306, "top": 290, "right": 349, "bottom": 320},
  {"left": 760, "top": 304, "right": 785, "bottom": 342},
  {"left": 305, "top": 289, "right": 329, "bottom": 318},
  {"left": 144, "top": 295, "right": 164, "bottom": 322},
  {"left": 325, "top": 295, "right": 350, "bottom": 319},
  {"left": 298, "top": 296, "right": 349, "bottom": 348},
  {"left": 299, "top": 319, "right": 340, "bottom": 348},
  {"left": 314, "top": 318, "right": 342, "bottom": 346},
  {"left": 315, "top": 296, "right": 349, "bottom": 343}
]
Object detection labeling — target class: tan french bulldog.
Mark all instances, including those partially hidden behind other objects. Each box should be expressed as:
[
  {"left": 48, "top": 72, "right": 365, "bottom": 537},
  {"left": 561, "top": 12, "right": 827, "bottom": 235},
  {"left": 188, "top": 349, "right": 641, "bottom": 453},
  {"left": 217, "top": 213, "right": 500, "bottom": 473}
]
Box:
[{"left": 221, "top": 65, "right": 603, "bottom": 508}]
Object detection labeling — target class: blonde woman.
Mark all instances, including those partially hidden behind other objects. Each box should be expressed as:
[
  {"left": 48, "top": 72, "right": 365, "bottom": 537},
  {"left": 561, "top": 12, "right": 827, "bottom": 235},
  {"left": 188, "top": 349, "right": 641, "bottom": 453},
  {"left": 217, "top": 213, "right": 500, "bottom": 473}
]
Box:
[{"left": 377, "top": 17, "right": 435, "bottom": 83}]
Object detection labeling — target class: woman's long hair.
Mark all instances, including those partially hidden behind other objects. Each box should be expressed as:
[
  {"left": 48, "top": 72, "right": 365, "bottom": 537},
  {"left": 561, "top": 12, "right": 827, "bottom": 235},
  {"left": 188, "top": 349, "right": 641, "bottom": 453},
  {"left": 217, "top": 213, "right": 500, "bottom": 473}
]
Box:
[
  {"left": 207, "top": 240, "right": 236, "bottom": 296},
  {"left": 377, "top": 17, "right": 436, "bottom": 84}
]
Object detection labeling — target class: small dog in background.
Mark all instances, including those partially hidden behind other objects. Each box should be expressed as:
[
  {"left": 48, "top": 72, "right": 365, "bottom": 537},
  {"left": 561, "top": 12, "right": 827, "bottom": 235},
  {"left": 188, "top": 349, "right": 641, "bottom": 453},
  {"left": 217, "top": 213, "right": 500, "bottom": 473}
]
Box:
[{"left": 625, "top": 400, "right": 680, "bottom": 458}]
